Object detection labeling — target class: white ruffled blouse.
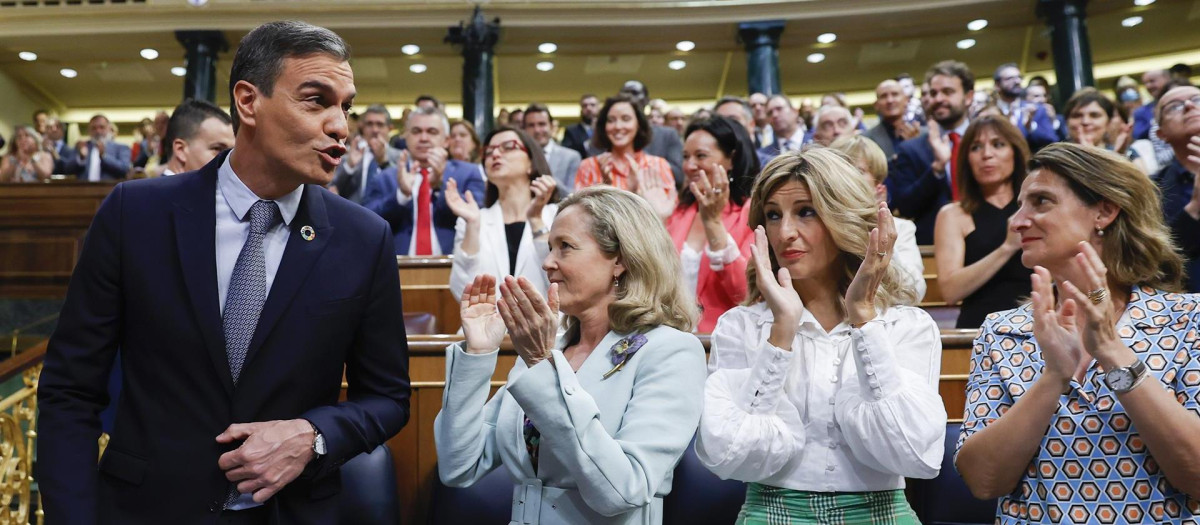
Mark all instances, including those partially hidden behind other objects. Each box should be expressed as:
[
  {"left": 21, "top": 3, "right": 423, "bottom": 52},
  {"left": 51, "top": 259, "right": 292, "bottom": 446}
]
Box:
[{"left": 695, "top": 302, "right": 947, "bottom": 492}]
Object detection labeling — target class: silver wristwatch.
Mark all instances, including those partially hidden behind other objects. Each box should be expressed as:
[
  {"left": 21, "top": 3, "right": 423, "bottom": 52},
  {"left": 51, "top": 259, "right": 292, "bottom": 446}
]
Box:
[
  {"left": 1104, "top": 358, "right": 1148, "bottom": 394},
  {"left": 309, "top": 422, "right": 327, "bottom": 456}
]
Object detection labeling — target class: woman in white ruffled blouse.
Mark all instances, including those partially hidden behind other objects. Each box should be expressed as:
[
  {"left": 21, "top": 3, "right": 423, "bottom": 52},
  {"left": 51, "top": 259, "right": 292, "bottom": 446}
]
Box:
[{"left": 696, "top": 148, "right": 947, "bottom": 524}]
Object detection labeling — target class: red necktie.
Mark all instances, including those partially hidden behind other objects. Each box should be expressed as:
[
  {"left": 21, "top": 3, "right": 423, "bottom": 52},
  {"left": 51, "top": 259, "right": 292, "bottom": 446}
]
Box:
[
  {"left": 948, "top": 132, "right": 961, "bottom": 202},
  {"left": 415, "top": 168, "right": 433, "bottom": 255}
]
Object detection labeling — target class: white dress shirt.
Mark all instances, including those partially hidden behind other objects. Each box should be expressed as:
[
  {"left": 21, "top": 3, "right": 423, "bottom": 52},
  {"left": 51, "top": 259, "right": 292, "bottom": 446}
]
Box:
[
  {"left": 893, "top": 218, "right": 926, "bottom": 304},
  {"left": 696, "top": 302, "right": 945, "bottom": 492},
  {"left": 87, "top": 144, "right": 102, "bottom": 181}
]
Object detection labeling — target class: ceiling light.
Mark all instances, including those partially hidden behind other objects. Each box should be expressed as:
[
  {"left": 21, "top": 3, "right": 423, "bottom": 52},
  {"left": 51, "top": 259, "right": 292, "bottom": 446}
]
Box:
[
  {"left": 171, "top": 66, "right": 187, "bottom": 77},
  {"left": 1134, "top": 0, "right": 1155, "bottom": 5},
  {"left": 18, "top": 51, "right": 37, "bottom": 61},
  {"left": 140, "top": 48, "right": 159, "bottom": 60},
  {"left": 668, "top": 60, "right": 686, "bottom": 70},
  {"left": 806, "top": 53, "right": 825, "bottom": 63},
  {"left": 60, "top": 68, "right": 77, "bottom": 78},
  {"left": 1121, "top": 16, "right": 1143, "bottom": 27},
  {"left": 538, "top": 42, "right": 557, "bottom": 54},
  {"left": 675, "top": 40, "right": 695, "bottom": 52},
  {"left": 967, "top": 19, "right": 988, "bottom": 31},
  {"left": 817, "top": 33, "right": 836, "bottom": 44},
  {"left": 536, "top": 61, "right": 554, "bottom": 72},
  {"left": 409, "top": 63, "right": 427, "bottom": 74},
  {"left": 956, "top": 38, "right": 977, "bottom": 49},
  {"left": 401, "top": 44, "right": 420, "bottom": 56}
]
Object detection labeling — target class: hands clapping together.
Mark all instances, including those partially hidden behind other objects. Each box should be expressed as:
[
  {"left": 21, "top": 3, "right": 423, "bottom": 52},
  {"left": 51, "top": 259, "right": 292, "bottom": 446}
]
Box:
[{"left": 460, "top": 274, "right": 560, "bottom": 368}]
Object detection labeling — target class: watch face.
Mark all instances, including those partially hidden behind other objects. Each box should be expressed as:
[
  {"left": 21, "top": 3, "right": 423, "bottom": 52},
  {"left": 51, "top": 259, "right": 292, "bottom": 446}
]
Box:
[{"left": 1107, "top": 369, "right": 1134, "bottom": 391}]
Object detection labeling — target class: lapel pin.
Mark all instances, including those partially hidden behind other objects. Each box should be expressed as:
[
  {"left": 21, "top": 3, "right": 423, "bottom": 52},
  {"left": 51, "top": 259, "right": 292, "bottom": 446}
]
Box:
[{"left": 300, "top": 225, "right": 316, "bottom": 241}]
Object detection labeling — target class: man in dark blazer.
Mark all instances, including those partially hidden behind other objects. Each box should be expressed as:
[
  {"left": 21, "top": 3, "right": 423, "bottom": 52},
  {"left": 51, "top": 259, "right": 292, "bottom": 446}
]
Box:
[
  {"left": 37, "top": 21, "right": 411, "bottom": 524},
  {"left": 362, "top": 106, "right": 485, "bottom": 255},
  {"left": 1154, "top": 84, "right": 1200, "bottom": 291},
  {"left": 561, "top": 93, "right": 598, "bottom": 159},
  {"left": 60, "top": 113, "right": 132, "bottom": 180}
]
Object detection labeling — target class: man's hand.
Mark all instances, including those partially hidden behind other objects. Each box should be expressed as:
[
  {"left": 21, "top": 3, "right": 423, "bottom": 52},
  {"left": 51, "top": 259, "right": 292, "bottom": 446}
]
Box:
[
  {"left": 425, "top": 147, "right": 449, "bottom": 189},
  {"left": 216, "top": 419, "right": 316, "bottom": 503},
  {"left": 369, "top": 136, "right": 389, "bottom": 166},
  {"left": 396, "top": 150, "right": 415, "bottom": 196}
]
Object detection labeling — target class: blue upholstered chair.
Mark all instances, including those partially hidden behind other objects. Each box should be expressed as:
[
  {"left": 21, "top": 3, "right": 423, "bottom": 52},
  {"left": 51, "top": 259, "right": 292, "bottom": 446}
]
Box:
[
  {"left": 913, "top": 422, "right": 998, "bottom": 525},
  {"left": 427, "top": 465, "right": 512, "bottom": 524},
  {"left": 663, "top": 437, "right": 747, "bottom": 525},
  {"left": 339, "top": 444, "right": 401, "bottom": 525}
]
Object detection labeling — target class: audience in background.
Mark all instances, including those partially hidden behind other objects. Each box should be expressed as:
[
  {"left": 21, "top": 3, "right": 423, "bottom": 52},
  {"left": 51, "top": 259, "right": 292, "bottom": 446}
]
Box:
[
  {"left": 758, "top": 94, "right": 806, "bottom": 160},
  {"left": 616, "top": 80, "right": 686, "bottom": 186},
  {"left": 575, "top": 94, "right": 678, "bottom": 218},
  {"left": 159, "top": 99, "right": 234, "bottom": 177},
  {"left": 865, "top": 79, "right": 921, "bottom": 159},
  {"left": 561, "top": 93, "right": 598, "bottom": 159},
  {"left": 1153, "top": 83, "right": 1200, "bottom": 291},
  {"left": 447, "top": 120, "right": 482, "bottom": 164},
  {"left": 61, "top": 114, "right": 131, "bottom": 181},
  {"left": 334, "top": 104, "right": 403, "bottom": 203},
  {"left": 522, "top": 103, "right": 580, "bottom": 193},
  {"left": 932, "top": 115, "right": 1032, "bottom": 329},
  {"left": 1, "top": 125, "right": 54, "bottom": 183}
]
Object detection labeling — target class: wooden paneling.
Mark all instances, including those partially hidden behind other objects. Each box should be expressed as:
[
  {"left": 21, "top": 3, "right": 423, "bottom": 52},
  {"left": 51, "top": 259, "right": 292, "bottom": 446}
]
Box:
[
  {"left": 0, "top": 182, "right": 115, "bottom": 297},
  {"left": 397, "top": 257, "right": 459, "bottom": 334}
]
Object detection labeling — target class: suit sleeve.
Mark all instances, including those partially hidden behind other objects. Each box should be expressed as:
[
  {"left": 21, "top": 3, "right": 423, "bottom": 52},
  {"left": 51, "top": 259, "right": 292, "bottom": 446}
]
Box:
[
  {"left": 301, "top": 223, "right": 411, "bottom": 478},
  {"left": 362, "top": 166, "right": 411, "bottom": 229},
  {"left": 1025, "top": 106, "right": 1060, "bottom": 152},
  {"left": 433, "top": 344, "right": 506, "bottom": 486},
  {"left": 37, "top": 184, "right": 127, "bottom": 525},
  {"left": 563, "top": 152, "right": 581, "bottom": 194},
  {"left": 506, "top": 332, "right": 706, "bottom": 516},
  {"left": 101, "top": 144, "right": 131, "bottom": 179},
  {"left": 887, "top": 143, "right": 943, "bottom": 221},
  {"left": 436, "top": 165, "right": 485, "bottom": 232}
]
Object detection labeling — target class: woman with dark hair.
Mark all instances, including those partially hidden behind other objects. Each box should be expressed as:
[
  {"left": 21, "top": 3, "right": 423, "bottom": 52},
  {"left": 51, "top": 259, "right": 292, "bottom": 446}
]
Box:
[
  {"left": 1062, "top": 87, "right": 1150, "bottom": 174},
  {"left": 575, "top": 94, "right": 677, "bottom": 218},
  {"left": 665, "top": 116, "right": 760, "bottom": 332},
  {"left": 448, "top": 119, "right": 482, "bottom": 163},
  {"left": 447, "top": 126, "right": 561, "bottom": 299},
  {"left": 933, "top": 115, "right": 1033, "bottom": 329},
  {"left": 956, "top": 143, "right": 1200, "bottom": 522}
]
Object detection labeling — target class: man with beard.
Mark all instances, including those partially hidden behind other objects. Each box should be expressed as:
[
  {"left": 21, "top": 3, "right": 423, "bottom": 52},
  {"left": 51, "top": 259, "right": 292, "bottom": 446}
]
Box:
[
  {"left": 561, "top": 93, "right": 599, "bottom": 159},
  {"left": 887, "top": 60, "right": 974, "bottom": 244},
  {"left": 864, "top": 79, "right": 921, "bottom": 159},
  {"left": 993, "top": 63, "right": 1058, "bottom": 151}
]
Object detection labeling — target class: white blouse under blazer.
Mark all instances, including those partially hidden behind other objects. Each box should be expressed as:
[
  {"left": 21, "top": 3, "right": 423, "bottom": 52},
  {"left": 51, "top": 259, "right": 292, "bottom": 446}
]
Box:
[{"left": 449, "top": 203, "right": 558, "bottom": 300}]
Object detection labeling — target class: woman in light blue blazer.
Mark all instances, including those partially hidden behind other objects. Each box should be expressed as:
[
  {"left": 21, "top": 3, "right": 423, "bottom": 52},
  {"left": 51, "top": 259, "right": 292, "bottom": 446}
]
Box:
[
  {"left": 435, "top": 187, "right": 707, "bottom": 524},
  {"left": 447, "top": 126, "right": 561, "bottom": 300}
]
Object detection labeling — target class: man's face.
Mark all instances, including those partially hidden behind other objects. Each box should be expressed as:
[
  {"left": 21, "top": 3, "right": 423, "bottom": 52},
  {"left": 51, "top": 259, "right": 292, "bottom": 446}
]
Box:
[
  {"left": 1156, "top": 86, "right": 1200, "bottom": 147},
  {"left": 405, "top": 113, "right": 447, "bottom": 162},
  {"left": 874, "top": 80, "right": 907, "bottom": 121},
  {"left": 178, "top": 116, "right": 235, "bottom": 172},
  {"left": 1143, "top": 71, "right": 1169, "bottom": 99},
  {"left": 813, "top": 107, "right": 852, "bottom": 146},
  {"left": 619, "top": 82, "right": 647, "bottom": 107},
  {"left": 749, "top": 93, "right": 769, "bottom": 124},
  {"left": 996, "top": 67, "right": 1024, "bottom": 99},
  {"left": 665, "top": 109, "right": 687, "bottom": 135},
  {"left": 244, "top": 54, "right": 354, "bottom": 187},
  {"left": 898, "top": 77, "right": 915, "bottom": 97},
  {"left": 523, "top": 110, "right": 554, "bottom": 147},
  {"left": 927, "top": 74, "right": 971, "bottom": 128},
  {"left": 1025, "top": 84, "right": 1047, "bottom": 105},
  {"left": 767, "top": 97, "right": 797, "bottom": 135},
  {"left": 580, "top": 96, "right": 599, "bottom": 123},
  {"left": 46, "top": 120, "right": 63, "bottom": 141},
  {"left": 715, "top": 102, "right": 754, "bottom": 136},
  {"left": 34, "top": 113, "right": 49, "bottom": 134},
  {"left": 416, "top": 99, "right": 437, "bottom": 111},
  {"left": 88, "top": 117, "right": 111, "bottom": 141},
  {"left": 359, "top": 111, "right": 392, "bottom": 141}
]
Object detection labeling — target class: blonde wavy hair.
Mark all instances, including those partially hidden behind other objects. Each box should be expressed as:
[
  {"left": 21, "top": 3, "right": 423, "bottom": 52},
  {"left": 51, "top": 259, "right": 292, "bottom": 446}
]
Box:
[
  {"left": 1029, "top": 143, "right": 1183, "bottom": 291},
  {"left": 743, "top": 148, "right": 918, "bottom": 309},
  {"left": 556, "top": 187, "right": 697, "bottom": 340}
]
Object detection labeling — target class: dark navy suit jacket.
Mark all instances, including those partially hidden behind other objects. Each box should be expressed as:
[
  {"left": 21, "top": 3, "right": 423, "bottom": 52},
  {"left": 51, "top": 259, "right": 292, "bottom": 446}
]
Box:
[
  {"left": 887, "top": 132, "right": 951, "bottom": 245},
  {"left": 1158, "top": 159, "right": 1200, "bottom": 291},
  {"left": 362, "top": 159, "right": 485, "bottom": 255},
  {"left": 37, "top": 151, "right": 411, "bottom": 524}
]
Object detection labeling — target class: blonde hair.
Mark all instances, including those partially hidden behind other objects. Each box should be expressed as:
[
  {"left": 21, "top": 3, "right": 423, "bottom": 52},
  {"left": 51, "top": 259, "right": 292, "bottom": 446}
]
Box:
[
  {"left": 828, "top": 135, "right": 888, "bottom": 185},
  {"left": 1029, "top": 143, "right": 1183, "bottom": 291},
  {"left": 556, "top": 187, "right": 697, "bottom": 339},
  {"left": 743, "top": 148, "right": 918, "bottom": 309}
]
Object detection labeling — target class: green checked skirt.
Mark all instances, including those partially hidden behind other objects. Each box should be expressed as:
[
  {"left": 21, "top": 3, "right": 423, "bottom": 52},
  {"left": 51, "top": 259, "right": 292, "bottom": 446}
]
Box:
[{"left": 735, "top": 483, "right": 920, "bottom": 525}]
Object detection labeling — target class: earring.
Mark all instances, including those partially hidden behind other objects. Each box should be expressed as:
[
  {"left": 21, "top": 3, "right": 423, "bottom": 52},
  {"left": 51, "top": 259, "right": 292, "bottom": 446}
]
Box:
[
  {"left": 612, "top": 276, "right": 620, "bottom": 289},
  {"left": 1096, "top": 227, "right": 1105, "bottom": 237}
]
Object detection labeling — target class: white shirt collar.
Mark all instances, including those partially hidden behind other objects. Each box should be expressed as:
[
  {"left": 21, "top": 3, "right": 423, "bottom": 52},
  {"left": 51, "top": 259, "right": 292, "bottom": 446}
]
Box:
[{"left": 218, "top": 150, "right": 303, "bottom": 226}]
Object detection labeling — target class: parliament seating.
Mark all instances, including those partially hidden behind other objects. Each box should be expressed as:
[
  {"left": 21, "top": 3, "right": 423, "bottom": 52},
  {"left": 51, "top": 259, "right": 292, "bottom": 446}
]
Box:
[{"left": 339, "top": 444, "right": 402, "bottom": 525}]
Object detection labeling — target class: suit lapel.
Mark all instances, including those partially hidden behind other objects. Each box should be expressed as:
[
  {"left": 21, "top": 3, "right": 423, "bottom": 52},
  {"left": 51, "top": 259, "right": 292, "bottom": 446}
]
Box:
[
  {"left": 172, "top": 158, "right": 235, "bottom": 396},
  {"left": 244, "top": 185, "right": 332, "bottom": 367}
]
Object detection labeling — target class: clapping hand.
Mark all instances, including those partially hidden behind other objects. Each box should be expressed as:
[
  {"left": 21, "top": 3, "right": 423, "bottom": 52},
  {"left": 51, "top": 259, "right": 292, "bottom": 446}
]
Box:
[
  {"left": 629, "top": 154, "right": 676, "bottom": 218},
  {"left": 444, "top": 178, "right": 480, "bottom": 224},
  {"left": 845, "top": 203, "right": 895, "bottom": 325},
  {"left": 927, "top": 121, "right": 952, "bottom": 174},
  {"left": 425, "top": 148, "right": 449, "bottom": 189},
  {"left": 690, "top": 164, "right": 730, "bottom": 223},
  {"left": 750, "top": 225, "right": 805, "bottom": 349},
  {"left": 1054, "top": 242, "right": 1127, "bottom": 368},
  {"left": 497, "top": 276, "right": 560, "bottom": 367},
  {"left": 460, "top": 275, "right": 506, "bottom": 354},
  {"left": 395, "top": 150, "right": 416, "bottom": 196},
  {"left": 527, "top": 175, "right": 557, "bottom": 223},
  {"left": 1030, "top": 266, "right": 1085, "bottom": 386}
]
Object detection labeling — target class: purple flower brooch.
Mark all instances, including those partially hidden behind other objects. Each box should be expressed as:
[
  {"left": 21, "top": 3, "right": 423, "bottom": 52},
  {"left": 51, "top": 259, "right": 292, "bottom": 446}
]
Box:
[{"left": 603, "top": 333, "right": 648, "bottom": 379}]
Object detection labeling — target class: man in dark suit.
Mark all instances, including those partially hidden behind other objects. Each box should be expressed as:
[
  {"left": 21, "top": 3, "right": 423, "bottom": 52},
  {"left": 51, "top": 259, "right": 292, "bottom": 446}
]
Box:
[
  {"left": 41, "top": 117, "right": 77, "bottom": 174},
  {"left": 37, "top": 21, "right": 411, "bottom": 524},
  {"left": 362, "top": 106, "right": 485, "bottom": 255},
  {"left": 1154, "top": 84, "right": 1200, "bottom": 291},
  {"left": 561, "top": 93, "right": 598, "bottom": 159},
  {"left": 332, "top": 104, "right": 403, "bottom": 203},
  {"left": 887, "top": 60, "right": 974, "bottom": 245},
  {"left": 864, "top": 79, "right": 921, "bottom": 160},
  {"left": 60, "top": 113, "right": 132, "bottom": 180}
]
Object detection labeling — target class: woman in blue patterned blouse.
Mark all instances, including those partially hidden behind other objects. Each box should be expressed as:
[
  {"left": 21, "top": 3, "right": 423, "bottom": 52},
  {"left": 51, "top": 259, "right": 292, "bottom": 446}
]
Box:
[{"left": 956, "top": 142, "right": 1200, "bottom": 524}]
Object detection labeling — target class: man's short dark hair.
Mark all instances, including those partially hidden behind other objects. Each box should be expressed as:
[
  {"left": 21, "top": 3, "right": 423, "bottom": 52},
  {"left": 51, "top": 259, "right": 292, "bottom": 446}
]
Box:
[
  {"left": 994, "top": 62, "right": 1019, "bottom": 82},
  {"left": 165, "top": 99, "right": 232, "bottom": 147},
  {"left": 895, "top": 73, "right": 913, "bottom": 82},
  {"left": 715, "top": 96, "right": 753, "bottom": 121},
  {"left": 580, "top": 93, "right": 597, "bottom": 103},
  {"left": 524, "top": 102, "right": 553, "bottom": 124},
  {"left": 228, "top": 21, "right": 351, "bottom": 133},
  {"left": 415, "top": 95, "right": 442, "bottom": 109},
  {"left": 1170, "top": 63, "right": 1193, "bottom": 79},
  {"left": 361, "top": 104, "right": 393, "bottom": 126},
  {"left": 925, "top": 60, "right": 975, "bottom": 92}
]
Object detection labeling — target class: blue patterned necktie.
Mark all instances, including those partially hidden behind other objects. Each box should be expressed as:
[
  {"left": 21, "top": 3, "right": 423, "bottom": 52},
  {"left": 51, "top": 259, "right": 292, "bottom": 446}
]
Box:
[{"left": 223, "top": 199, "right": 281, "bottom": 385}]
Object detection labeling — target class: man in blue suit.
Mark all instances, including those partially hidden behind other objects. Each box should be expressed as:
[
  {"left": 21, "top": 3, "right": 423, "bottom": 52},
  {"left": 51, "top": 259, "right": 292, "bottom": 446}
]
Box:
[
  {"left": 363, "top": 106, "right": 485, "bottom": 255},
  {"left": 887, "top": 60, "right": 974, "bottom": 245},
  {"left": 60, "top": 113, "right": 132, "bottom": 180},
  {"left": 37, "top": 21, "right": 410, "bottom": 524}
]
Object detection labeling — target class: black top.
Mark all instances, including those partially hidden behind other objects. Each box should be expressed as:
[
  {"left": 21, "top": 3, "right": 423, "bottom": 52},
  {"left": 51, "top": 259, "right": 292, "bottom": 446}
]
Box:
[
  {"left": 957, "top": 199, "right": 1032, "bottom": 329},
  {"left": 505, "top": 222, "right": 525, "bottom": 276}
]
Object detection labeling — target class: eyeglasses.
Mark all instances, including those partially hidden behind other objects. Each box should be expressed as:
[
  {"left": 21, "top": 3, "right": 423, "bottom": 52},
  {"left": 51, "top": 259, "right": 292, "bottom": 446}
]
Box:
[
  {"left": 1161, "top": 95, "right": 1200, "bottom": 118},
  {"left": 484, "top": 139, "right": 528, "bottom": 157}
]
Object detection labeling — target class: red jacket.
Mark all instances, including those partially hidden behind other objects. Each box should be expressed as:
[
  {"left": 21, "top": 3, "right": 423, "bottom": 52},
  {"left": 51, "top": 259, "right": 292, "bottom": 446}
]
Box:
[{"left": 665, "top": 202, "right": 754, "bottom": 333}]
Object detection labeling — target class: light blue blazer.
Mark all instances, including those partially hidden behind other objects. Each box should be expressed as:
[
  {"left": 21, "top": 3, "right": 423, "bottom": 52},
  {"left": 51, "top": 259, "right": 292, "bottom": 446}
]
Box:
[{"left": 434, "top": 325, "right": 707, "bottom": 524}]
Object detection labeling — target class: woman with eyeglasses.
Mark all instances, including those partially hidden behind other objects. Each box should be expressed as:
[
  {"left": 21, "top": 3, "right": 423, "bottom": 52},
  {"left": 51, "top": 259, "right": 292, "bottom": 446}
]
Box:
[{"left": 447, "top": 127, "right": 562, "bottom": 299}]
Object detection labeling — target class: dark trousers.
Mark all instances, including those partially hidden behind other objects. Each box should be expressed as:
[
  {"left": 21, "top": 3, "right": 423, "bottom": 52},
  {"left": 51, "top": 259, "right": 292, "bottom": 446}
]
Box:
[{"left": 219, "top": 505, "right": 269, "bottom": 525}]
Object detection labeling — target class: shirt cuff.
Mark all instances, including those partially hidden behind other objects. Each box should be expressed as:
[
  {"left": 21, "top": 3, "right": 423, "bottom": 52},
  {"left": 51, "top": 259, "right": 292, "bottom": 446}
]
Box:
[
  {"left": 737, "top": 341, "right": 793, "bottom": 414},
  {"left": 705, "top": 234, "right": 742, "bottom": 271},
  {"left": 849, "top": 318, "right": 903, "bottom": 400},
  {"left": 395, "top": 188, "right": 413, "bottom": 205}
]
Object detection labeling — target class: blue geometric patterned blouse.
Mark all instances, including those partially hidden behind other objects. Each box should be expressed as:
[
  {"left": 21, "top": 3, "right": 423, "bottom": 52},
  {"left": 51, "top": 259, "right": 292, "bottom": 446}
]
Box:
[{"left": 957, "top": 286, "right": 1200, "bottom": 524}]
